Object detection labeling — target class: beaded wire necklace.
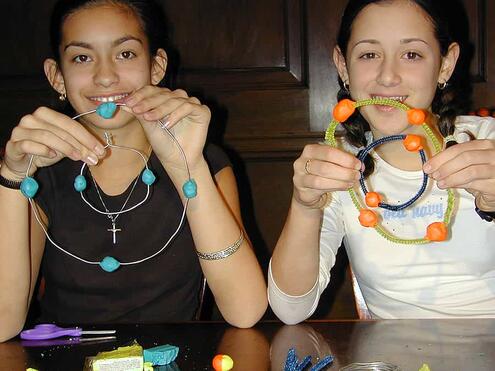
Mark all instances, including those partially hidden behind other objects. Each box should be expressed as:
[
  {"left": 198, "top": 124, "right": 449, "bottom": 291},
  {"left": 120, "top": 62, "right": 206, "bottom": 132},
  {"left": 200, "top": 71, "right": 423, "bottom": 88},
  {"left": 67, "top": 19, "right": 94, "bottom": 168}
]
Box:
[
  {"left": 325, "top": 97, "right": 456, "bottom": 244},
  {"left": 20, "top": 102, "right": 197, "bottom": 272},
  {"left": 88, "top": 137, "right": 144, "bottom": 245}
]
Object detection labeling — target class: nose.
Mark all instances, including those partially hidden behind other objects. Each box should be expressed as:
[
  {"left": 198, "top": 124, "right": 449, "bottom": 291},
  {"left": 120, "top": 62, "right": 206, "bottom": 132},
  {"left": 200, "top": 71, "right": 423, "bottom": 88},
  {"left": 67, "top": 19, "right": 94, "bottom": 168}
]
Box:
[
  {"left": 93, "top": 58, "right": 119, "bottom": 87},
  {"left": 376, "top": 57, "right": 401, "bottom": 87}
]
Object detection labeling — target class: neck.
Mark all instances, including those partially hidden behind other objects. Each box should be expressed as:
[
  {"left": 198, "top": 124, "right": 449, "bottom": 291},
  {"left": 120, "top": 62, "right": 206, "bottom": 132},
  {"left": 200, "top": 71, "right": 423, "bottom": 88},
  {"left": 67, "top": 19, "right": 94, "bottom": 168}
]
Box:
[{"left": 88, "top": 119, "right": 151, "bottom": 195}]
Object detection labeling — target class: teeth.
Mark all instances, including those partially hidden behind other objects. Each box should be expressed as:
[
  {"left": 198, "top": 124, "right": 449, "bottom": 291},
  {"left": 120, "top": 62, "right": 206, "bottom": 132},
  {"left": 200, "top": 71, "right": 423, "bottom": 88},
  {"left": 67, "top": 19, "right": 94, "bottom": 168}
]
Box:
[
  {"left": 91, "top": 93, "right": 129, "bottom": 102},
  {"left": 373, "top": 95, "right": 406, "bottom": 102}
]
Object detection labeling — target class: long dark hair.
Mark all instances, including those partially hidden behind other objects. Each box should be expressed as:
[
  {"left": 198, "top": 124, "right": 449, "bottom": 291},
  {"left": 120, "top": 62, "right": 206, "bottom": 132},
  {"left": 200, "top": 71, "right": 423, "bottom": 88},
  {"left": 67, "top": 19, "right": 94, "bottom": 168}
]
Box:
[
  {"left": 49, "top": 0, "right": 170, "bottom": 61},
  {"left": 335, "top": 0, "right": 472, "bottom": 176}
]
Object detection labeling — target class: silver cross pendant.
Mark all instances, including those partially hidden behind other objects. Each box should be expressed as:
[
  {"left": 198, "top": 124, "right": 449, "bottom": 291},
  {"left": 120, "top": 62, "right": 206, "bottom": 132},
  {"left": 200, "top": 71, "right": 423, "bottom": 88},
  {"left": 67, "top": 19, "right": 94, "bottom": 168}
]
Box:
[{"left": 107, "top": 221, "right": 122, "bottom": 244}]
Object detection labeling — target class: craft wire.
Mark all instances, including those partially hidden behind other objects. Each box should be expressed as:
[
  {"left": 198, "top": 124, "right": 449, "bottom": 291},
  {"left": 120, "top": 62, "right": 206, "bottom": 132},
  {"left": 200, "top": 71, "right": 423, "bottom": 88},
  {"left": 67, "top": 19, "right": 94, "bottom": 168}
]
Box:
[
  {"left": 78, "top": 139, "right": 151, "bottom": 216},
  {"left": 357, "top": 134, "right": 428, "bottom": 211},
  {"left": 325, "top": 97, "right": 456, "bottom": 244},
  {"left": 25, "top": 104, "right": 191, "bottom": 266}
]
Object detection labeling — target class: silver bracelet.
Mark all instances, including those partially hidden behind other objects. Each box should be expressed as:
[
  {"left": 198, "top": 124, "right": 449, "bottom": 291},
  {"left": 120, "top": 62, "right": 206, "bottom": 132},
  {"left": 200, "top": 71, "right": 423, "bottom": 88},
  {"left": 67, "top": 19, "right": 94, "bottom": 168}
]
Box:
[{"left": 196, "top": 230, "right": 244, "bottom": 260}]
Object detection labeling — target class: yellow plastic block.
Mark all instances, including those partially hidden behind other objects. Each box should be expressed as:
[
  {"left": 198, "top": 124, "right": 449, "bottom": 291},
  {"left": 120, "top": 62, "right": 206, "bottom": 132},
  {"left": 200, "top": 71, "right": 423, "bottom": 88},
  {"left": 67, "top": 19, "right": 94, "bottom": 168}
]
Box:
[{"left": 90, "top": 342, "right": 143, "bottom": 371}]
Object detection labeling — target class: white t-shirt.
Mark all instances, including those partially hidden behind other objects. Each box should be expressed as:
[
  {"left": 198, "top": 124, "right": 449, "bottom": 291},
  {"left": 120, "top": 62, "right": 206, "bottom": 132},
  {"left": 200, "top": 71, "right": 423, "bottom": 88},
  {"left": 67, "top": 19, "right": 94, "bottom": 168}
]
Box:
[{"left": 269, "top": 116, "right": 495, "bottom": 324}]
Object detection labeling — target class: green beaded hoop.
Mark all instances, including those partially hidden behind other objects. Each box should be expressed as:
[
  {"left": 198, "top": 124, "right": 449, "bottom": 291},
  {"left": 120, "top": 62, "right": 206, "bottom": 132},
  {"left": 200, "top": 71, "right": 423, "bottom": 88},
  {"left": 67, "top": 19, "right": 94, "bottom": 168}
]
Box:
[{"left": 325, "top": 97, "right": 456, "bottom": 244}]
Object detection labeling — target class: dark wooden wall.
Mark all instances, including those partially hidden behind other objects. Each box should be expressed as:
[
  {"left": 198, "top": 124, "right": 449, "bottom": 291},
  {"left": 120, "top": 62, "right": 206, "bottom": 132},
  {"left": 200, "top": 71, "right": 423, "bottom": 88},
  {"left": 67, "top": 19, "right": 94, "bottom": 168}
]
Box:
[{"left": 0, "top": 0, "right": 493, "bottom": 319}]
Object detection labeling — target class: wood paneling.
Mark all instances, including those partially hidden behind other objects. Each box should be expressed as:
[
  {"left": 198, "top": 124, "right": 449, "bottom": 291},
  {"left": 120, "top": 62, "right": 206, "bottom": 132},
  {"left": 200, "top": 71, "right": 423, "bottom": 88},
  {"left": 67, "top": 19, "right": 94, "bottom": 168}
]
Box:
[{"left": 0, "top": 0, "right": 493, "bottom": 320}]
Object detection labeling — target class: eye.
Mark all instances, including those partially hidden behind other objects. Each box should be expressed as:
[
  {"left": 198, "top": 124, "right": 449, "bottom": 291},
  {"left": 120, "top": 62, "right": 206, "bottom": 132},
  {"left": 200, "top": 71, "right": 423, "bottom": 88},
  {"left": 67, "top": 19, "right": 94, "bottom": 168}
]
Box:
[
  {"left": 404, "top": 51, "right": 422, "bottom": 60},
  {"left": 73, "top": 54, "right": 91, "bottom": 63},
  {"left": 118, "top": 50, "right": 136, "bottom": 60},
  {"left": 360, "top": 52, "right": 377, "bottom": 60}
]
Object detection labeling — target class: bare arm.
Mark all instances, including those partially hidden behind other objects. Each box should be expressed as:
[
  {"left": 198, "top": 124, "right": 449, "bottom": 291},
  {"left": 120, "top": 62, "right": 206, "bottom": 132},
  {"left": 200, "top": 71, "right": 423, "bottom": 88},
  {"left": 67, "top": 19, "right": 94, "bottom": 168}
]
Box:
[
  {"left": 0, "top": 164, "right": 46, "bottom": 342},
  {"left": 0, "top": 107, "right": 105, "bottom": 342},
  {"left": 269, "top": 144, "right": 361, "bottom": 323},
  {"left": 169, "top": 164, "right": 267, "bottom": 328}
]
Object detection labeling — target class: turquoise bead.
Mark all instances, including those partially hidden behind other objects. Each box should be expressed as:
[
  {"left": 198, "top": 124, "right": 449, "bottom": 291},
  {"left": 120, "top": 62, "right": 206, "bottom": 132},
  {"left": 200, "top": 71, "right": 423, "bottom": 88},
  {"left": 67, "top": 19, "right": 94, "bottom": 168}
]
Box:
[
  {"left": 141, "top": 169, "right": 156, "bottom": 185},
  {"left": 96, "top": 102, "right": 117, "bottom": 119},
  {"left": 74, "top": 175, "right": 87, "bottom": 192},
  {"left": 182, "top": 179, "right": 197, "bottom": 199},
  {"left": 20, "top": 177, "right": 39, "bottom": 199},
  {"left": 99, "top": 256, "right": 121, "bottom": 272}
]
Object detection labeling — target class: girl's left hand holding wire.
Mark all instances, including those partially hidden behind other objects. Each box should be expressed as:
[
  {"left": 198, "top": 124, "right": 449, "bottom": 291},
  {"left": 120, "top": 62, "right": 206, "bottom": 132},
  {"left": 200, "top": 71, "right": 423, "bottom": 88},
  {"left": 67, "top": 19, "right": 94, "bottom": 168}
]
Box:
[
  {"left": 424, "top": 139, "right": 495, "bottom": 211},
  {"left": 122, "top": 86, "right": 211, "bottom": 171}
]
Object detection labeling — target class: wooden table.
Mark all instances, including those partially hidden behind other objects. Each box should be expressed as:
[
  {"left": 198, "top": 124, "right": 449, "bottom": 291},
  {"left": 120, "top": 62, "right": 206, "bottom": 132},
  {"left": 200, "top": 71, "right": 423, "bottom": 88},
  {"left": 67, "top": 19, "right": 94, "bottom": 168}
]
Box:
[{"left": 1, "top": 319, "right": 494, "bottom": 370}]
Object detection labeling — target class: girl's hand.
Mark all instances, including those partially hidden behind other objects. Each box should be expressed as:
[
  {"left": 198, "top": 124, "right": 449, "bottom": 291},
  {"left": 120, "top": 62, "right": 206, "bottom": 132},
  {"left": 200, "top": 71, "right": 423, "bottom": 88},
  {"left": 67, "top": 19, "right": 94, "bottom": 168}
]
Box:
[
  {"left": 123, "top": 86, "right": 211, "bottom": 171},
  {"left": 292, "top": 144, "right": 362, "bottom": 209},
  {"left": 2, "top": 107, "right": 105, "bottom": 179},
  {"left": 424, "top": 139, "right": 495, "bottom": 211}
]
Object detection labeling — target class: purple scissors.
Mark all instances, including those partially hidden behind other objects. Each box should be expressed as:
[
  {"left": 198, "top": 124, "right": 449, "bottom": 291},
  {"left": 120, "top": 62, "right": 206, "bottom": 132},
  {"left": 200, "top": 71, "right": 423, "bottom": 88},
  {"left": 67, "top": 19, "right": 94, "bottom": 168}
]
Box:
[{"left": 20, "top": 323, "right": 116, "bottom": 340}]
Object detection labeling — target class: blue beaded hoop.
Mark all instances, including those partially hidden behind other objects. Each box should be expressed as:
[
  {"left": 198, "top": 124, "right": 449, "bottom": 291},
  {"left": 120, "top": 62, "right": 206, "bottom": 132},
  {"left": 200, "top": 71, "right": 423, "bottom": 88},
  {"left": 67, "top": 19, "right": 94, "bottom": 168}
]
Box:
[
  {"left": 358, "top": 134, "right": 428, "bottom": 211},
  {"left": 22, "top": 102, "right": 198, "bottom": 272}
]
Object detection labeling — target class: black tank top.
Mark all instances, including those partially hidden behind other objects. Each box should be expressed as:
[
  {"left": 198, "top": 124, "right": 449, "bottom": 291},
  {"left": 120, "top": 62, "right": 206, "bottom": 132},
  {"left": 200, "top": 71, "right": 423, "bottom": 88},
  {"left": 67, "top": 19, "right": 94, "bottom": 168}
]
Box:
[{"left": 35, "top": 144, "right": 230, "bottom": 324}]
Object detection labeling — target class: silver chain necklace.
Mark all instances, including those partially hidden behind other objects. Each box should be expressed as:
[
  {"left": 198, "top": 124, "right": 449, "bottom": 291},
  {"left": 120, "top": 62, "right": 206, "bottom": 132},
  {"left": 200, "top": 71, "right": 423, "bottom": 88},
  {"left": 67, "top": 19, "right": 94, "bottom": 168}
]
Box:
[{"left": 90, "top": 172, "right": 140, "bottom": 244}]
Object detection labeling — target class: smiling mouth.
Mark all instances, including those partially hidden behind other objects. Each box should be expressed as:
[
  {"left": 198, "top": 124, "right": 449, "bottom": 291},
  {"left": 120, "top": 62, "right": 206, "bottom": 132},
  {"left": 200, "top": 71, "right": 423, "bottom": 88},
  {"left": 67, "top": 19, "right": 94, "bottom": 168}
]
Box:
[{"left": 89, "top": 93, "right": 130, "bottom": 103}]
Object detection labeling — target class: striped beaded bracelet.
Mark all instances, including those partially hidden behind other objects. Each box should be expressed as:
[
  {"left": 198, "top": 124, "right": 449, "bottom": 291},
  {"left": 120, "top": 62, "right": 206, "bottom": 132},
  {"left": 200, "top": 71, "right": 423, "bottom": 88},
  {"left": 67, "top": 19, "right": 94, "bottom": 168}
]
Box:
[{"left": 324, "top": 97, "right": 456, "bottom": 244}]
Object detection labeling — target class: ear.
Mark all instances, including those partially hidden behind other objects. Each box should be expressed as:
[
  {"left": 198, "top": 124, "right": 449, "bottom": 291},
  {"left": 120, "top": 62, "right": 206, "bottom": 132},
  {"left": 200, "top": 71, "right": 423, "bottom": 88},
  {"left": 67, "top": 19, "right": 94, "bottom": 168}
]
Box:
[
  {"left": 438, "top": 42, "right": 460, "bottom": 84},
  {"left": 44, "top": 58, "right": 66, "bottom": 95},
  {"left": 333, "top": 46, "right": 349, "bottom": 85},
  {"left": 151, "top": 48, "right": 168, "bottom": 85}
]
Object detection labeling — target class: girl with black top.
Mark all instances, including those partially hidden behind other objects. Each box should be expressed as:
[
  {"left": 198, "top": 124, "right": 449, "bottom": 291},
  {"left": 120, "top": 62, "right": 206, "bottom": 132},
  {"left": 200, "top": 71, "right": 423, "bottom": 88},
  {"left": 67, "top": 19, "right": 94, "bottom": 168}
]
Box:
[{"left": 0, "top": 0, "right": 267, "bottom": 341}]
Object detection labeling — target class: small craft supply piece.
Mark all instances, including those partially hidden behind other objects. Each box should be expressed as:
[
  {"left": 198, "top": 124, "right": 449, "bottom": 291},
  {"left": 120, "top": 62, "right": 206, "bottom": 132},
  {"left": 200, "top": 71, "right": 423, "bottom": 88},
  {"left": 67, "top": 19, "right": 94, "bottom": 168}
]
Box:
[
  {"left": 90, "top": 342, "right": 143, "bottom": 371},
  {"left": 407, "top": 108, "right": 426, "bottom": 125},
  {"left": 143, "top": 362, "right": 154, "bottom": 371},
  {"left": 74, "top": 175, "right": 87, "bottom": 192},
  {"left": 141, "top": 168, "right": 156, "bottom": 185},
  {"left": 96, "top": 102, "right": 118, "bottom": 119},
  {"left": 333, "top": 98, "right": 356, "bottom": 122},
  {"left": 359, "top": 209, "right": 378, "bottom": 227},
  {"left": 403, "top": 135, "right": 423, "bottom": 151},
  {"left": 418, "top": 364, "right": 431, "bottom": 371},
  {"left": 20, "top": 323, "right": 116, "bottom": 340},
  {"left": 144, "top": 344, "right": 179, "bottom": 366},
  {"left": 212, "top": 354, "right": 234, "bottom": 371},
  {"left": 99, "top": 256, "right": 121, "bottom": 272},
  {"left": 26, "top": 368, "right": 39, "bottom": 371},
  {"left": 426, "top": 222, "right": 448, "bottom": 241},
  {"left": 20, "top": 177, "right": 39, "bottom": 198},
  {"left": 284, "top": 348, "right": 334, "bottom": 371},
  {"left": 365, "top": 192, "right": 381, "bottom": 208},
  {"left": 182, "top": 179, "right": 198, "bottom": 198}
]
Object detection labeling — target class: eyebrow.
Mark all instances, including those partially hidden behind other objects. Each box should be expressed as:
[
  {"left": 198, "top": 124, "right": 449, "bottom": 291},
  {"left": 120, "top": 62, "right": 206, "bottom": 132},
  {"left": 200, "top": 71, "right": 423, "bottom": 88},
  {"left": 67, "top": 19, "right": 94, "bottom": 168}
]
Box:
[
  {"left": 352, "top": 38, "right": 429, "bottom": 49},
  {"left": 64, "top": 35, "right": 143, "bottom": 51}
]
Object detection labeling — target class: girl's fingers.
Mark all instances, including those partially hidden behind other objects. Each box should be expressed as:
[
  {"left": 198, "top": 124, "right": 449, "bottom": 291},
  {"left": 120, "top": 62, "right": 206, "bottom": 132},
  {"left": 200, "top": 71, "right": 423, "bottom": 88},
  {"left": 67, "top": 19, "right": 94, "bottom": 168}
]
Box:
[
  {"left": 429, "top": 149, "right": 494, "bottom": 181},
  {"left": 12, "top": 127, "right": 83, "bottom": 162},
  {"left": 163, "top": 100, "right": 209, "bottom": 129},
  {"left": 436, "top": 164, "right": 495, "bottom": 192},
  {"left": 425, "top": 139, "right": 495, "bottom": 174},
  {"left": 12, "top": 140, "right": 58, "bottom": 161},
  {"left": 302, "top": 144, "right": 362, "bottom": 170},
  {"left": 299, "top": 173, "right": 355, "bottom": 191},
  {"left": 301, "top": 158, "right": 361, "bottom": 182},
  {"left": 29, "top": 107, "right": 105, "bottom": 157}
]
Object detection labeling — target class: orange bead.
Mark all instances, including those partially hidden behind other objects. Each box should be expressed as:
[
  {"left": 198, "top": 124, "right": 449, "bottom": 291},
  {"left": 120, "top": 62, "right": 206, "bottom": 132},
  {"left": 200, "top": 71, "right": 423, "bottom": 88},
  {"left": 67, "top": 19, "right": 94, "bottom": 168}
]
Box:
[
  {"left": 212, "top": 354, "right": 234, "bottom": 371},
  {"left": 426, "top": 222, "right": 448, "bottom": 241},
  {"left": 407, "top": 109, "right": 426, "bottom": 125},
  {"left": 365, "top": 192, "right": 382, "bottom": 207},
  {"left": 477, "top": 107, "right": 490, "bottom": 117},
  {"left": 403, "top": 134, "right": 423, "bottom": 152},
  {"left": 333, "top": 99, "right": 356, "bottom": 122},
  {"left": 358, "top": 209, "right": 378, "bottom": 227}
]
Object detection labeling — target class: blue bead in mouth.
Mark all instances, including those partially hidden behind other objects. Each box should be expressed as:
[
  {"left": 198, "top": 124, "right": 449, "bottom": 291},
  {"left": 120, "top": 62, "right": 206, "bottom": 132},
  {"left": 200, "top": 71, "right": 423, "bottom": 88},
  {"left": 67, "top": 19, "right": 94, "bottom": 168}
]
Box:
[{"left": 96, "top": 102, "right": 118, "bottom": 119}]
